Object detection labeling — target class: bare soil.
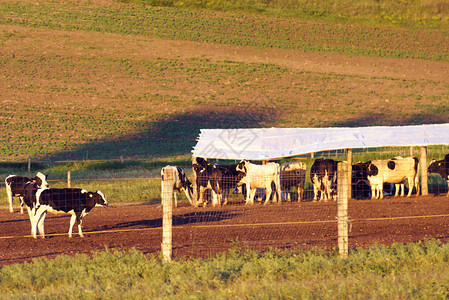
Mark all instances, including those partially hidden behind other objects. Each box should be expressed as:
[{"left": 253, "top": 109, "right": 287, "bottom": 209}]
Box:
[{"left": 2, "top": 194, "right": 449, "bottom": 266}]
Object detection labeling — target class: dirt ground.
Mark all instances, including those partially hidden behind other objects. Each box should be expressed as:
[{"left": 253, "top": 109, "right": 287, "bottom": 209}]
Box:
[{"left": 2, "top": 194, "right": 449, "bottom": 266}]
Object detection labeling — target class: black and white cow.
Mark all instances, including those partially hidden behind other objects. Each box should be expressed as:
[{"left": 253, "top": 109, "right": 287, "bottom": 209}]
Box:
[
  {"left": 280, "top": 161, "right": 306, "bottom": 202},
  {"left": 5, "top": 172, "right": 49, "bottom": 214},
  {"left": 236, "top": 160, "right": 281, "bottom": 205},
  {"left": 366, "top": 156, "right": 419, "bottom": 199},
  {"left": 161, "top": 166, "right": 193, "bottom": 207},
  {"left": 30, "top": 188, "right": 108, "bottom": 238},
  {"left": 192, "top": 158, "right": 244, "bottom": 207},
  {"left": 428, "top": 154, "right": 449, "bottom": 195},
  {"left": 310, "top": 158, "right": 339, "bottom": 201}
]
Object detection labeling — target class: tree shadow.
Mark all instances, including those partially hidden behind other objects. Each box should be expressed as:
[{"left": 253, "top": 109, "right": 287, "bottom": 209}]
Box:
[{"left": 49, "top": 106, "right": 277, "bottom": 161}]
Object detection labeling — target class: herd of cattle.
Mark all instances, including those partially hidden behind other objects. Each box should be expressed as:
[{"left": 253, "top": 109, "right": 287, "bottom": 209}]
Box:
[
  {"left": 4, "top": 154, "right": 449, "bottom": 238},
  {"left": 162, "top": 154, "right": 449, "bottom": 207}
]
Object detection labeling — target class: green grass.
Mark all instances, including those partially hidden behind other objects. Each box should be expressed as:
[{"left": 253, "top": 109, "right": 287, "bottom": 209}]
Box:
[
  {"left": 1, "top": 1, "right": 448, "bottom": 60},
  {"left": 1, "top": 239, "right": 449, "bottom": 298},
  {"left": 125, "top": 0, "right": 449, "bottom": 29}
]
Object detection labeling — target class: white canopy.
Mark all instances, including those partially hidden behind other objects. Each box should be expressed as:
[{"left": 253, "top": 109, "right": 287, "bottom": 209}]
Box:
[{"left": 192, "top": 123, "right": 449, "bottom": 161}]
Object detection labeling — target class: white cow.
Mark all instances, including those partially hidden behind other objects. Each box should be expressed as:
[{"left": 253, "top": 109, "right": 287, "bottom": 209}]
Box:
[
  {"left": 280, "top": 161, "right": 306, "bottom": 202},
  {"left": 236, "top": 160, "right": 281, "bottom": 205},
  {"left": 366, "top": 156, "right": 420, "bottom": 199}
]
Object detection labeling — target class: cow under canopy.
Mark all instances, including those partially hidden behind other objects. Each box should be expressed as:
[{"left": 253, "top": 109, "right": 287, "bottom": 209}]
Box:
[{"left": 428, "top": 154, "right": 449, "bottom": 195}]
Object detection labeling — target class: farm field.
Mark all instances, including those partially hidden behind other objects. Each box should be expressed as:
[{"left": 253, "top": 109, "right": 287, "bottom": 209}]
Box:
[
  {"left": 1, "top": 0, "right": 449, "bottom": 297},
  {"left": 0, "top": 0, "right": 449, "bottom": 161},
  {"left": 2, "top": 194, "right": 449, "bottom": 266}
]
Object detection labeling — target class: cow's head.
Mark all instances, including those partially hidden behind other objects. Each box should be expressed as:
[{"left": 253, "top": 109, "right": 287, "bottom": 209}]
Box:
[
  {"left": 366, "top": 163, "right": 379, "bottom": 177},
  {"left": 428, "top": 159, "right": 444, "bottom": 174},
  {"left": 236, "top": 160, "right": 248, "bottom": 174},
  {"left": 352, "top": 161, "right": 370, "bottom": 182},
  {"left": 35, "top": 172, "right": 49, "bottom": 188},
  {"left": 91, "top": 190, "right": 108, "bottom": 207}
]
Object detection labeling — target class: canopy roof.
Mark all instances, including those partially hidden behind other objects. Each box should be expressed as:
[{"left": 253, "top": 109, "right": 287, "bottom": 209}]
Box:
[{"left": 192, "top": 123, "right": 449, "bottom": 161}]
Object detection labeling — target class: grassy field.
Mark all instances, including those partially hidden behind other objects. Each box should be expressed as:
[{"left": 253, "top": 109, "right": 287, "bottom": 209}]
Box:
[{"left": 1, "top": 240, "right": 449, "bottom": 298}]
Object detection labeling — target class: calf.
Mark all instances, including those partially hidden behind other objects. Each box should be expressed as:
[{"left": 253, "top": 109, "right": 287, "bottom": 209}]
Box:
[
  {"left": 280, "top": 161, "right": 306, "bottom": 202},
  {"left": 31, "top": 188, "right": 108, "bottom": 238},
  {"left": 236, "top": 160, "right": 281, "bottom": 205},
  {"left": 428, "top": 154, "right": 449, "bottom": 195},
  {"left": 352, "top": 161, "right": 371, "bottom": 199},
  {"left": 5, "top": 172, "right": 49, "bottom": 214},
  {"left": 193, "top": 158, "right": 223, "bottom": 207},
  {"left": 366, "top": 156, "right": 419, "bottom": 199},
  {"left": 310, "top": 159, "right": 339, "bottom": 201},
  {"left": 161, "top": 166, "right": 193, "bottom": 207}
]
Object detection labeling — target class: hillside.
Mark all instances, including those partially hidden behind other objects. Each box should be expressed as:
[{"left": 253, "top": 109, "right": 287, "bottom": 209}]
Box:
[{"left": 1, "top": 0, "right": 449, "bottom": 161}]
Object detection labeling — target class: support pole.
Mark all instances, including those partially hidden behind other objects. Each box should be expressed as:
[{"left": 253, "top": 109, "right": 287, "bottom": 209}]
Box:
[
  {"left": 420, "top": 146, "right": 428, "bottom": 196},
  {"left": 67, "top": 171, "right": 71, "bottom": 188},
  {"left": 347, "top": 149, "right": 353, "bottom": 199},
  {"left": 161, "top": 168, "right": 175, "bottom": 262},
  {"left": 337, "top": 161, "right": 350, "bottom": 258}
]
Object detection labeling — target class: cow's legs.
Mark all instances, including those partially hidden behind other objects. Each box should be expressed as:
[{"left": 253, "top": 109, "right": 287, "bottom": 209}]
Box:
[
  {"left": 31, "top": 206, "right": 47, "bottom": 239},
  {"left": 406, "top": 177, "right": 414, "bottom": 197},
  {"left": 371, "top": 185, "right": 379, "bottom": 199},
  {"left": 68, "top": 214, "right": 77, "bottom": 238},
  {"left": 37, "top": 211, "right": 47, "bottom": 239},
  {"left": 173, "top": 192, "right": 178, "bottom": 207},
  {"left": 312, "top": 175, "right": 319, "bottom": 201},
  {"left": 6, "top": 185, "right": 13, "bottom": 213},
  {"left": 298, "top": 185, "right": 304, "bottom": 202},
  {"left": 183, "top": 188, "right": 193, "bottom": 205},
  {"left": 246, "top": 185, "right": 256, "bottom": 205},
  {"left": 19, "top": 196, "right": 25, "bottom": 214},
  {"left": 263, "top": 187, "right": 272, "bottom": 205},
  {"left": 78, "top": 217, "right": 85, "bottom": 238}
]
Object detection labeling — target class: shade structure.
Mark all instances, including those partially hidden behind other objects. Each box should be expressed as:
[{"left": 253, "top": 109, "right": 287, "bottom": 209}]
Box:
[{"left": 192, "top": 123, "right": 449, "bottom": 160}]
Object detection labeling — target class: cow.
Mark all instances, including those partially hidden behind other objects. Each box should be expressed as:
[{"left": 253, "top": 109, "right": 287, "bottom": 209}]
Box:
[
  {"left": 428, "top": 154, "right": 449, "bottom": 195},
  {"left": 30, "top": 188, "right": 108, "bottom": 238},
  {"left": 351, "top": 161, "right": 371, "bottom": 199},
  {"left": 161, "top": 166, "right": 193, "bottom": 207},
  {"left": 236, "top": 160, "right": 281, "bottom": 205},
  {"left": 5, "top": 172, "right": 49, "bottom": 214},
  {"left": 310, "top": 158, "right": 339, "bottom": 201},
  {"left": 192, "top": 158, "right": 245, "bottom": 207},
  {"left": 193, "top": 158, "right": 224, "bottom": 207},
  {"left": 366, "top": 156, "right": 419, "bottom": 199},
  {"left": 280, "top": 161, "right": 306, "bottom": 202}
]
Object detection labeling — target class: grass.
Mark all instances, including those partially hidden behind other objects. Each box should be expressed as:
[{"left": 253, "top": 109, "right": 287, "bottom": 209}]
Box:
[{"left": 1, "top": 239, "right": 449, "bottom": 298}]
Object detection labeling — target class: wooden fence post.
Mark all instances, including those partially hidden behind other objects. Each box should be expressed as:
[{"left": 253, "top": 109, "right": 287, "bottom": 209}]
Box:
[
  {"left": 192, "top": 156, "right": 198, "bottom": 207},
  {"left": 161, "top": 167, "right": 175, "bottom": 262},
  {"left": 337, "top": 161, "right": 350, "bottom": 258},
  {"left": 420, "top": 146, "right": 428, "bottom": 196},
  {"left": 347, "top": 148, "right": 353, "bottom": 199},
  {"left": 67, "top": 171, "right": 71, "bottom": 188}
]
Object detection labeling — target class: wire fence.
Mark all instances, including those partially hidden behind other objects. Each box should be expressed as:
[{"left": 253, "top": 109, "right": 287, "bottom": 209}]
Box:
[{"left": 2, "top": 147, "right": 449, "bottom": 262}]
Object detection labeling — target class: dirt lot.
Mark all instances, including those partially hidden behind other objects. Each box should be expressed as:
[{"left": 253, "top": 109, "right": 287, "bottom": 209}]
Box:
[{"left": 2, "top": 194, "right": 449, "bottom": 266}]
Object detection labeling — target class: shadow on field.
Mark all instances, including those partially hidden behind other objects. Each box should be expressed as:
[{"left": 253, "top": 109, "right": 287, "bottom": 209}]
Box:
[
  {"left": 97, "top": 210, "right": 240, "bottom": 231},
  {"left": 49, "top": 107, "right": 277, "bottom": 161}
]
